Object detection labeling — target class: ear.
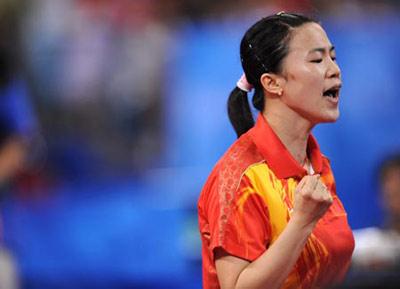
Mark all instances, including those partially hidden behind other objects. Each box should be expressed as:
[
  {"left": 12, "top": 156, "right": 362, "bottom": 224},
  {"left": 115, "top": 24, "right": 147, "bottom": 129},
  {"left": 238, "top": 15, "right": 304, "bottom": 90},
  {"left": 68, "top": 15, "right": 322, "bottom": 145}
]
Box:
[{"left": 260, "top": 73, "right": 285, "bottom": 97}]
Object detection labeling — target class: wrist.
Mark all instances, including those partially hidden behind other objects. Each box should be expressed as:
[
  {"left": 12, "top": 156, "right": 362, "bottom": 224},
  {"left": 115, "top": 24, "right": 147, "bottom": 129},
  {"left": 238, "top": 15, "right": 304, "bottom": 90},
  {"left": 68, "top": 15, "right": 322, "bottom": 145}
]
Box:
[{"left": 288, "top": 214, "right": 317, "bottom": 234}]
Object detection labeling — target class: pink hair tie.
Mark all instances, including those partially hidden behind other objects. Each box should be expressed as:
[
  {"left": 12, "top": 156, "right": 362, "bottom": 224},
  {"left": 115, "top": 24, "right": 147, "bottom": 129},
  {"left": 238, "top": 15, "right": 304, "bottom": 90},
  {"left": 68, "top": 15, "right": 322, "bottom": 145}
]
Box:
[{"left": 236, "top": 73, "right": 253, "bottom": 92}]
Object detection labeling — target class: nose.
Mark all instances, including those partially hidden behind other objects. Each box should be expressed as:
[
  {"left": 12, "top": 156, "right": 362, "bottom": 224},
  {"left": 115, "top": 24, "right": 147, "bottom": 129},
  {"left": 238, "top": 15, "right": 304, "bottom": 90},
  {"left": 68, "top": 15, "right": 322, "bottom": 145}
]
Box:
[{"left": 327, "top": 58, "right": 341, "bottom": 79}]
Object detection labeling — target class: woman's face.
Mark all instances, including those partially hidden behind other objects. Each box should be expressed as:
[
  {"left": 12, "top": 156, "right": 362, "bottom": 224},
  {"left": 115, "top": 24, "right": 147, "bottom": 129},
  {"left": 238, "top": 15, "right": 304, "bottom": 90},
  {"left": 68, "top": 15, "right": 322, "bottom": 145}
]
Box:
[{"left": 279, "top": 22, "right": 341, "bottom": 124}]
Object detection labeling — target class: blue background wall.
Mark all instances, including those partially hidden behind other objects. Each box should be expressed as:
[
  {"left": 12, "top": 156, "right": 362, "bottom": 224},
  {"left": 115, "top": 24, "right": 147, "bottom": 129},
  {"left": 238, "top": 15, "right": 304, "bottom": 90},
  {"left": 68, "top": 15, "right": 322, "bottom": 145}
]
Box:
[{"left": 2, "top": 14, "right": 400, "bottom": 289}]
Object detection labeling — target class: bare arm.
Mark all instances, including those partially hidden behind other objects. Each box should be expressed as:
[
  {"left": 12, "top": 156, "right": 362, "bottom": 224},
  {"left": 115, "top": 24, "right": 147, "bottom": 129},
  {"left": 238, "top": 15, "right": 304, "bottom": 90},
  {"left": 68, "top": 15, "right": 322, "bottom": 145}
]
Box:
[{"left": 215, "top": 175, "right": 332, "bottom": 289}]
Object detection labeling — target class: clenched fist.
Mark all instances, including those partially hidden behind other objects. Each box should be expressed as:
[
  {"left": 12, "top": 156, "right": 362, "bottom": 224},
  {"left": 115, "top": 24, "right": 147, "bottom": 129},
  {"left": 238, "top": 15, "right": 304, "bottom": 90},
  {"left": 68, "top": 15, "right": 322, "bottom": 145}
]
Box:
[{"left": 291, "top": 174, "right": 333, "bottom": 228}]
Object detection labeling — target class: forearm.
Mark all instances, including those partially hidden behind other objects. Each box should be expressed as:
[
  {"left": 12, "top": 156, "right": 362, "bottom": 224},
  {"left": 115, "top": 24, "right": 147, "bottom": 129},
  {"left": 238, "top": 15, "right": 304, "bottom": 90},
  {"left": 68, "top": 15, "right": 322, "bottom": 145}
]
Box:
[{"left": 235, "top": 218, "right": 315, "bottom": 289}]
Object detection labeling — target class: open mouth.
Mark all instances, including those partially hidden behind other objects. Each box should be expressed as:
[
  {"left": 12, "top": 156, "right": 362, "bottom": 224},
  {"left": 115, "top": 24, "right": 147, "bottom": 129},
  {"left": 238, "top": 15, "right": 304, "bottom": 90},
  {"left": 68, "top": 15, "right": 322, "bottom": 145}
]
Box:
[{"left": 323, "top": 85, "right": 341, "bottom": 99}]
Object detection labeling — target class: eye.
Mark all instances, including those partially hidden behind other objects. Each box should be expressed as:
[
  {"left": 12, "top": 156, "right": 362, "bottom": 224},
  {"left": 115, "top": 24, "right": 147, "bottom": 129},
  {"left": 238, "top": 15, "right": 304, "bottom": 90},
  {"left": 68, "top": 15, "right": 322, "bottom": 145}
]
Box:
[
  {"left": 331, "top": 56, "right": 337, "bottom": 62},
  {"left": 311, "top": 59, "right": 322, "bottom": 63}
]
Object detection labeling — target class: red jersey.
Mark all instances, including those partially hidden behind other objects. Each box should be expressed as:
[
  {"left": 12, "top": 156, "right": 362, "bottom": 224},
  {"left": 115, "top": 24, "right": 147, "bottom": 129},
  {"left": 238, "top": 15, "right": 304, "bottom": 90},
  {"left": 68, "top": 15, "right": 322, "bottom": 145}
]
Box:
[{"left": 198, "top": 114, "right": 354, "bottom": 289}]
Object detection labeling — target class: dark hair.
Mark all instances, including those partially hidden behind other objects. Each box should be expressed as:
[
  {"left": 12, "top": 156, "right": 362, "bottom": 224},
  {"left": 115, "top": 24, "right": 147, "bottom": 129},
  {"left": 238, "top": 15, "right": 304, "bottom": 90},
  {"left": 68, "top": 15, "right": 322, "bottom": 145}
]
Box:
[
  {"left": 379, "top": 153, "right": 400, "bottom": 184},
  {"left": 227, "top": 12, "right": 317, "bottom": 137},
  {"left": 0, "top": 116, "right": 13, "bottom": 147},
  {"left": 0, "top": 46, "right": 14, "bottom": 88}
]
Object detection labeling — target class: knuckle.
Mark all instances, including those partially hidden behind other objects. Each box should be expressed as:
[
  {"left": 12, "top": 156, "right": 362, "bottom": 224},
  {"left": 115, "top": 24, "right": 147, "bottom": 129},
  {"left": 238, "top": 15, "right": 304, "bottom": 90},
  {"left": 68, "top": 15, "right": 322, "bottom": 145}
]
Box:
[
  {"left": 322, "top": 197, "right": 331, "bottom": 203},
  {"left": 308, "top": 193, "right": 321, "bottom": 202},
  {"left": 323, "top": 197, "right": 333, "bottom": 206},
  {"left": 301, "top": 191, "right": 313, "bottom": 199}
]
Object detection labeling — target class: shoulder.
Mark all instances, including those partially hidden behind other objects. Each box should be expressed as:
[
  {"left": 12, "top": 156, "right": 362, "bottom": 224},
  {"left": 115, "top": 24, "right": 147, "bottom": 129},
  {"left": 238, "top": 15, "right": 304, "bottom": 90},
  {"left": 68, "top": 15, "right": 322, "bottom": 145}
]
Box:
[
  {"left": 322, "top": 154, "right": 331, "bottom": 164},
  {"left": 199, "top": 132, "right": 265, "bottom": 206},
  {"left": 217, "top": 132, "right": 264, "bottom": 178},
  {"left": 321, "top": 153, "right": 334, "bottom": 175}
]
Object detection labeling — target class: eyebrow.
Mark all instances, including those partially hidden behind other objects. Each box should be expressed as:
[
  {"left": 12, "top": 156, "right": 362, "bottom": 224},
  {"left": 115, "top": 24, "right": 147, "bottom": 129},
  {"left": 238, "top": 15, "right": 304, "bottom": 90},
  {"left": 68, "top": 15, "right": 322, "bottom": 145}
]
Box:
[{"left": 309, "top": 46, "right": 335, "bottom": 54}]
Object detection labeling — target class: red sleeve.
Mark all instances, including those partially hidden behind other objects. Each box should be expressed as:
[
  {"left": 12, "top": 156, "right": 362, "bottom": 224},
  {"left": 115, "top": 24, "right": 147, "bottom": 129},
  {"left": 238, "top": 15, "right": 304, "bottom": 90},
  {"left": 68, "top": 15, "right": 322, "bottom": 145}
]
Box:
[{"left": 206, "top": 174, "right": 271, "bottom": 262}]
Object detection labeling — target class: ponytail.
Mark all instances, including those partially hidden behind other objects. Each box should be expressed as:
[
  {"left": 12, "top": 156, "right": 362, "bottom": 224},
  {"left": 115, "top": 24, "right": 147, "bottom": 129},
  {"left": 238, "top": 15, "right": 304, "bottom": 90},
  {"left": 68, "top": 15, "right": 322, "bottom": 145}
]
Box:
[
  {"left": 227, "top": 87, "right": 254, "bottom": 138},
  {"left": 252, "top": 89, "right": 265, "bottom": 111}
]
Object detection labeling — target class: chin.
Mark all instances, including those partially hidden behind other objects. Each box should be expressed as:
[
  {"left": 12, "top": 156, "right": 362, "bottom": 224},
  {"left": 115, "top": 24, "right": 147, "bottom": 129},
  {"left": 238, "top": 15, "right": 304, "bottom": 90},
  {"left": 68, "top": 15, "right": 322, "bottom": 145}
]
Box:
[
  {"left": 315, "top": 110, "right": 340, "bottom": 124},
  {"left": 326, "top": 113, "right": 340, "bottom": 123}
]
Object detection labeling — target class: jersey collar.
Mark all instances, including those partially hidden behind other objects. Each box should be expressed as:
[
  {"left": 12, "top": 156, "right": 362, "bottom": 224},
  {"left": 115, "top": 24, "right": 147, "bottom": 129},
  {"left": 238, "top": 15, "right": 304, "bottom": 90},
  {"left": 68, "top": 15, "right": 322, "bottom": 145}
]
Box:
[{"left": 249, "top": 113, "right": 323, "bottom": 179}]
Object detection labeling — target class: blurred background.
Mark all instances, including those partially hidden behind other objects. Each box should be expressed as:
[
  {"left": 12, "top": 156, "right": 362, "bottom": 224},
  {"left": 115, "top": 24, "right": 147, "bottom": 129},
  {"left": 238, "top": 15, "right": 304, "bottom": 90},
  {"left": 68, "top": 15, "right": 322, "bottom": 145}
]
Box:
[{"left": 0, "top": 0, "right": 399, "bottom": 288}]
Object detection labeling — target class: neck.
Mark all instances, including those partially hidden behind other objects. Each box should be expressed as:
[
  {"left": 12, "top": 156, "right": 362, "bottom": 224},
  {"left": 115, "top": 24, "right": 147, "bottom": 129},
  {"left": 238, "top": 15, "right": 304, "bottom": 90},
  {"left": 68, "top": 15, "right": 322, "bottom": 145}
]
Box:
[{"left": 262, "top": 107, "right": 314, "bottom": 165}]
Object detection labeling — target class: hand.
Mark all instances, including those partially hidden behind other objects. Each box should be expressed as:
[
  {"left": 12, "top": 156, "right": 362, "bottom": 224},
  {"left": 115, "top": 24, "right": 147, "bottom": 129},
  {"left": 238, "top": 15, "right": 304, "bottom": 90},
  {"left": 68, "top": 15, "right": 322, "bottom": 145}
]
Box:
[{"left": 291, "top": 174, "right": 333, "bottom": 228}]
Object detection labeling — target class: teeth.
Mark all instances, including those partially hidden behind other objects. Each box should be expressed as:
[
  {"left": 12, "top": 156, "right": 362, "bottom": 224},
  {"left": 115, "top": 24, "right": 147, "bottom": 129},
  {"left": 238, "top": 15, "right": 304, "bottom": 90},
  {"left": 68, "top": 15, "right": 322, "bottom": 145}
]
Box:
[
  {"left": 324, "top": 89, "right": 337, "bottom": 97},
  {"left": 323, "top": 84, "right": 341, "bottom": 98}
]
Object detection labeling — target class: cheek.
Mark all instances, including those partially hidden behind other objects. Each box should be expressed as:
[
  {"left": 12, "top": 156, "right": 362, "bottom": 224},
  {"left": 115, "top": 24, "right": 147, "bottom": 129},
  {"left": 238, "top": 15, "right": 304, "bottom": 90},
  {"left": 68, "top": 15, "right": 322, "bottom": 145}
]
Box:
[
  {"left": 289, "top": 63, "right": 323, "bottom": 82},
  {"left": 286, "top": 68, "right": 323, "bottom": 96}
]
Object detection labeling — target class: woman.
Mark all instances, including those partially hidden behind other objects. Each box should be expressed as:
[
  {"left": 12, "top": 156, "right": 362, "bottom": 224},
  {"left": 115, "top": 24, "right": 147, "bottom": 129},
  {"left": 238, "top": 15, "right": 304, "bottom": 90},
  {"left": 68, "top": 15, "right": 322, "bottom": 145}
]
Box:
[{"left": 198, "top": 12, "right": 354, "bottom": 289}]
